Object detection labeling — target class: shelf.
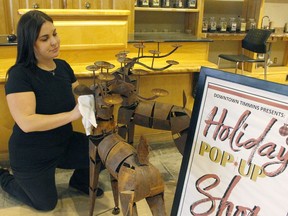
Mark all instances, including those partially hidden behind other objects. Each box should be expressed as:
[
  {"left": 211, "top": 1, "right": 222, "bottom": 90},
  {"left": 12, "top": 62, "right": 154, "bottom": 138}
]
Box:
[
  {"left": 135, "top": 7, "right": 199, "bottom": 12},
  {"left": 18, "top": 9, "right": 131, "bottom": 17},
  {"left": 206, "top": 32, "right": 288, "bottom": 42},
  {"left": 206, "top": 33, "right": 246, "bottom": 40}
]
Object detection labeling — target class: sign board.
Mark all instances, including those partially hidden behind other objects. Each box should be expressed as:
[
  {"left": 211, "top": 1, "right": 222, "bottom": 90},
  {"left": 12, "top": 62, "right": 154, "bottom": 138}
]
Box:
[{"left": 171, "top": 67, "right": 288, "bottom": 216}]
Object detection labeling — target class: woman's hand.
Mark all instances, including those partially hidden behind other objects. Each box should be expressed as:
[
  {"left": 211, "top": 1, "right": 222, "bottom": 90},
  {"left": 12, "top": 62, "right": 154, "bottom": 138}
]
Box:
[{"left": 70, "top": 103, "right": 82, "bottom": 121}]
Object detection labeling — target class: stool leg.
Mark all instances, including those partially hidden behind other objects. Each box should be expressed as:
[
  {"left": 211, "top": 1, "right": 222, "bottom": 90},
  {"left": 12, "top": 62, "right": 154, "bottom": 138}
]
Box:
[
  {"left": 235, "top": 62, "right": 239, "bottom": 74},
  {"left": 217, "top": 57, "right": 221, "bottom": 69},
  {"left": 264, "top": 53, "right": 269, "bottom": 80}
]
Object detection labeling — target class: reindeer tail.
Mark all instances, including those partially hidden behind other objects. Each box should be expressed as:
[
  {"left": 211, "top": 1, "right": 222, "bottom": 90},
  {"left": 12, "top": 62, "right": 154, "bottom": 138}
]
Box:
[{"left": 136, "top": 135, "right": 150, "bottom": 165}]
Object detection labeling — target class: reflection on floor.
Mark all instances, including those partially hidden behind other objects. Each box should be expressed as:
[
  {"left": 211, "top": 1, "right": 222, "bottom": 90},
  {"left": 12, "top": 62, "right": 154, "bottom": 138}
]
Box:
[{"left": 0, "top": 140, "right": 182, "bottom": 216}]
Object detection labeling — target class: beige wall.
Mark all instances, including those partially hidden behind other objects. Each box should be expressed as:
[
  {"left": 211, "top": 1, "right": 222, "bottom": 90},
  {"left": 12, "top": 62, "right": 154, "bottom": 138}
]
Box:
[{"left": 263, "top": 2, "right": 288, "bottom": 27}]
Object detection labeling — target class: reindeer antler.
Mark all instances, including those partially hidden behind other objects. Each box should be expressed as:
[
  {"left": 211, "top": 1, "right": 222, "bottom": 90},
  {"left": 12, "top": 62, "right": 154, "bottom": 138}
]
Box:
[{"left": 122, "top": 43, "right": 181, "bottom": 72}]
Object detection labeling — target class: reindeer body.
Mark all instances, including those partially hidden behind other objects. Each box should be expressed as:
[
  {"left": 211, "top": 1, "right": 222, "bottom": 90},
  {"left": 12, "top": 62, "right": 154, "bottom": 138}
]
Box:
[
  {"left": 110, "top": 71, "right": 191, "bottom": 155},
  {"left": 89, "top": 127, "right": 166, "bottom": 216},
  {"left": 118, "top": 100, "right": 191, "bottom": 155}
]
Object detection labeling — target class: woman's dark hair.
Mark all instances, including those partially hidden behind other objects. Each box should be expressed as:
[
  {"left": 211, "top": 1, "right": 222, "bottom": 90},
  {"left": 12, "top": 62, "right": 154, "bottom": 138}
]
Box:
[{"left": 11, "top": 10, "right": 53, "bottom": 72}]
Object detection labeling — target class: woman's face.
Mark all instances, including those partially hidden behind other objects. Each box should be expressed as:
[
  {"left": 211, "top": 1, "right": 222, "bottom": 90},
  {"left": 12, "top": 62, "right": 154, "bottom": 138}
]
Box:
[{"left": 34, "top": 21, "right": 60, "bottom": 62}]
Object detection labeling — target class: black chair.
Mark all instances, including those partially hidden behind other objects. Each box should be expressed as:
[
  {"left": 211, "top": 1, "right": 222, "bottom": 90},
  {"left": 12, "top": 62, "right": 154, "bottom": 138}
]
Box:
[{"left": 217, "top": 29, "right": 272, "bottom": 79}]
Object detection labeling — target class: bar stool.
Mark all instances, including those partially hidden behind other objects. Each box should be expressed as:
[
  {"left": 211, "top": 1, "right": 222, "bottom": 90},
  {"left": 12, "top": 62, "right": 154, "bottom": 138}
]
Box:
[{"left": 217, "top": 29, "right": 272, "bottom": 80}]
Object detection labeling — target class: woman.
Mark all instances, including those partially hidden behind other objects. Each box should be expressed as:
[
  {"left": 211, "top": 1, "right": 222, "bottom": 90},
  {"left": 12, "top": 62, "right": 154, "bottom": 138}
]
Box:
[{"left": 0, "top": 10, "right": 103, "bottom": 211}]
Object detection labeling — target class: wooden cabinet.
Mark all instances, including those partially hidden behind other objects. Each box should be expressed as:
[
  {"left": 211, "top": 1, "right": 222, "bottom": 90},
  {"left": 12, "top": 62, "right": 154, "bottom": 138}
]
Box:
[
  {"left": 0, "top": 0, "right": 134, "bottom": 35},
  {"left": 18, "top": 0, "right": 63, "bottom": 9},
  {"left": 0, "top": 1, "right": 12, "bottom": 34},
  {"left": 0, "top": 0, "right": 63, "bottom": 34},
  {"left": 64, "top": 0, "right": 100, "bottom": 9},
  {"left": 134, "top": 0, "right": 204, "bottom": 37},
  {"left": 64, "top": 0, "right": 134, "bottom": 32}
]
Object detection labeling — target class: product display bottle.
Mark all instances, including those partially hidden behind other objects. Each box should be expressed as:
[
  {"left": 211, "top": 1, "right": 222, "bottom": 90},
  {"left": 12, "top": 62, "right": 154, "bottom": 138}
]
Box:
[
  {"left": 208, "top": 17, "right": 217, "bottom": 32},
  {"left": 135, "top": 0, "right": 138, "bottom": 6},
  {"left": 162, "top": 0, "right": 171, "bottom": 8},
  {"left": 227, "top": 17, "right": 237, "bottom": 33},
  {"left": 237, "top": 17, "right": 246, "bottom": 33},
  {"left": 186, "top": 0, "right": 197, "bottom": 8},
  {"left": 174, "top": 0, "right": 184, "bottom": 8},
  {"left": 202, "top": 17, "right": 208, "bottom": 32},
  {"left": 150, "top": 0, "right": 160, "bottom": 7},
  {"left": 247, "top": 18, "right": 256, "bottom": 31},
  {"left": 139, "top": 0, "right": 149, "bottom": 7},
  {"left": 217, "top": 17, "right": 227, "bottom": 32}
]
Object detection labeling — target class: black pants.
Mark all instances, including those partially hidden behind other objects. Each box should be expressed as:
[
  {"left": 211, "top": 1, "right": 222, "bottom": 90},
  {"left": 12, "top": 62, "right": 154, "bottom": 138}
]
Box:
[{"left": 0, "top": 132, "right": 90, "bottom": 211}]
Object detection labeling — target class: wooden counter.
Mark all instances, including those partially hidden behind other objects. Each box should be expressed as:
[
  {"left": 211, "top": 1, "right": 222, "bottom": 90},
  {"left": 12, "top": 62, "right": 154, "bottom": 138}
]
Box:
[{"left": 0, "top": 36, "right": 217, "bottom": 158}]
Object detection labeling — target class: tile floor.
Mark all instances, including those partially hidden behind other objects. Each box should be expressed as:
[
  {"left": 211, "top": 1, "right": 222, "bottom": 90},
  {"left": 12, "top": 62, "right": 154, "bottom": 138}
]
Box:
[{"left": 0, "top": 139, "right": 182, "bottom": 216}]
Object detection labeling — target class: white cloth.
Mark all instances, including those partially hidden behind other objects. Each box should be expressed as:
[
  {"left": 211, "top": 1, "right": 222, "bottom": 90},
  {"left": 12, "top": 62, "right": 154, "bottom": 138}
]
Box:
[{"left": 78, "top": 95, "right": 97, "bottom": 135}]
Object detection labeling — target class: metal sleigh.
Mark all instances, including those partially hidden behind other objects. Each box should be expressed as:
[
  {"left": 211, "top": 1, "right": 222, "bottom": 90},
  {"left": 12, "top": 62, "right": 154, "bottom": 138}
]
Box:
[{"left": 74, "top": 43, "right": 191, "bottom": 216}]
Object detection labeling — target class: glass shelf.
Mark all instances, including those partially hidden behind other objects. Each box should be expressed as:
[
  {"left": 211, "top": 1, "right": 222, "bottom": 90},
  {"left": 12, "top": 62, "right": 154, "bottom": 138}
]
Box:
[{"left": 135, "top": 7, "right": 199, "bottom": 12}]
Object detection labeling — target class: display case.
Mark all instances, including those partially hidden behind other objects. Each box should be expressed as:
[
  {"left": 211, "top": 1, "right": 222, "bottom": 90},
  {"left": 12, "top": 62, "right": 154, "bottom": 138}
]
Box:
[{"left": 134, "top": 0, "right": 204, "bottom": 37}]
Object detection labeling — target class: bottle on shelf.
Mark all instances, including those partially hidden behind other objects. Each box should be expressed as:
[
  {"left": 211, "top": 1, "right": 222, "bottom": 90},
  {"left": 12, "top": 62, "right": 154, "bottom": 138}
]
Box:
[
  {"left": 208, "top": 17, "right": 217, "bottom": 32},
  {"left": 202, "top": 17, "right": 208, "bottom": 32},
  {"left": 247, "top": 18, "right": 256, "bottom": 31},
  {"left": 237, "top": 17, "right": 246, "bottom": 33},
  {"left": 162, "top": 0, "right": 171, "bottom": 8},
  {"left": 135, "top": 0, "right": 138, "bottom": 6},
  {"left": 150, "top": 0, "right": 160, "bottom": 7},
  {"left": 227, "top": 17, "right": 237, "bottom": 33},
  {"left": 138, "top": 0, "right": 149, "bottom": 7},
  {"left": 217, "top": 17, "right": 227, "bottom": 33},
  {"left": 186, "top": 0, "right": 197, "bottom": 8},
  {"left": 174, "top": 0, "right": 184, "bottom": 8}
]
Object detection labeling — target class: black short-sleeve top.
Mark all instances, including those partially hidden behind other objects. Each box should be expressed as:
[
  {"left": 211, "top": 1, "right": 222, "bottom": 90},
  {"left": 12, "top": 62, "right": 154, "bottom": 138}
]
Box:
[{"left": 5, "top": 59, "right": 77, "bottom": 155}]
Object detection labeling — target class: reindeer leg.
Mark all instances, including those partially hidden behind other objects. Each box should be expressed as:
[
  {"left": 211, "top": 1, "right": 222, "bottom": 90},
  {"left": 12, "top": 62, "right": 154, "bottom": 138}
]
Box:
[
  {"left": 110, "top": 174, "right": 120, "bottom": 214},
  {"left": 146, "top": 193, "right": 166, "bottom": 216},
  {"left": 89, "top": 139, "right": 101, "bottom": 216},
  {"left": 127, "top": 122, "right": 135, "bottom": 145},
  {"left": 119, "top": 191, "right": 138, "bottom": 216},
  {"left": 118, "top": 125, "right": 128, "bottom": 140}
]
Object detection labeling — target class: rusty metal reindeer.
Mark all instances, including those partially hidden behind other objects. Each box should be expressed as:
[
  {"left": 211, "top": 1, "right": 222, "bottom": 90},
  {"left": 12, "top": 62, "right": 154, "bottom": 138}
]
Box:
[
  {"left": 74, "top": 43, "right": 191, "bottom": 216},
  {"left": 91, "top": 90, "right": 166, "bottom": 216},
  {"left": 75, "top": 81, "right": 166, "bottom": 216}
]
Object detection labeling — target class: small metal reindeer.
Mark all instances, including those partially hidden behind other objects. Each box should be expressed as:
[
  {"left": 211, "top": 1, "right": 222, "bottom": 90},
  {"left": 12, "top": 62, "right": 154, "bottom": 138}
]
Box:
[{"left": 75, "top": 82, "right": 166, "bottom": 216}]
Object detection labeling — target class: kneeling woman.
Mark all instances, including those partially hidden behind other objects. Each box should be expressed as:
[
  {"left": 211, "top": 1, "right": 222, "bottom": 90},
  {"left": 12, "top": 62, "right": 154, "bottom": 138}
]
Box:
[{"left": 1, "top": 10, "right": 103, "bottom": 211}]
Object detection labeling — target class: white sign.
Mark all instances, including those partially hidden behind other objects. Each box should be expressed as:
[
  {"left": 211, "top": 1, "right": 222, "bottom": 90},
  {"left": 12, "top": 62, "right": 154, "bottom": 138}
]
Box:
[{"left": 172, "top": 67, "right": 288, "bottom": 216}]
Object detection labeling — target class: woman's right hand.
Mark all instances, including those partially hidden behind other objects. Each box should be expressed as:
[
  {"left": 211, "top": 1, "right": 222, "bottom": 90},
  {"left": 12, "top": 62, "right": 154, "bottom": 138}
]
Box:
[{"left": 70, "top": 103, "right": 82, "bottom": 121}]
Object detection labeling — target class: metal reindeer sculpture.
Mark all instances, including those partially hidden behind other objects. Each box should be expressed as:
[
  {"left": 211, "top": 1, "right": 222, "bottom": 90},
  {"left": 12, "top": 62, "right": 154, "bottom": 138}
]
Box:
[
  {"left": 75, "top": 83, "right": 166, "bottom": 216},
  {"left": 74, "top": 43, "right": 191, "bottom": 216}
]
